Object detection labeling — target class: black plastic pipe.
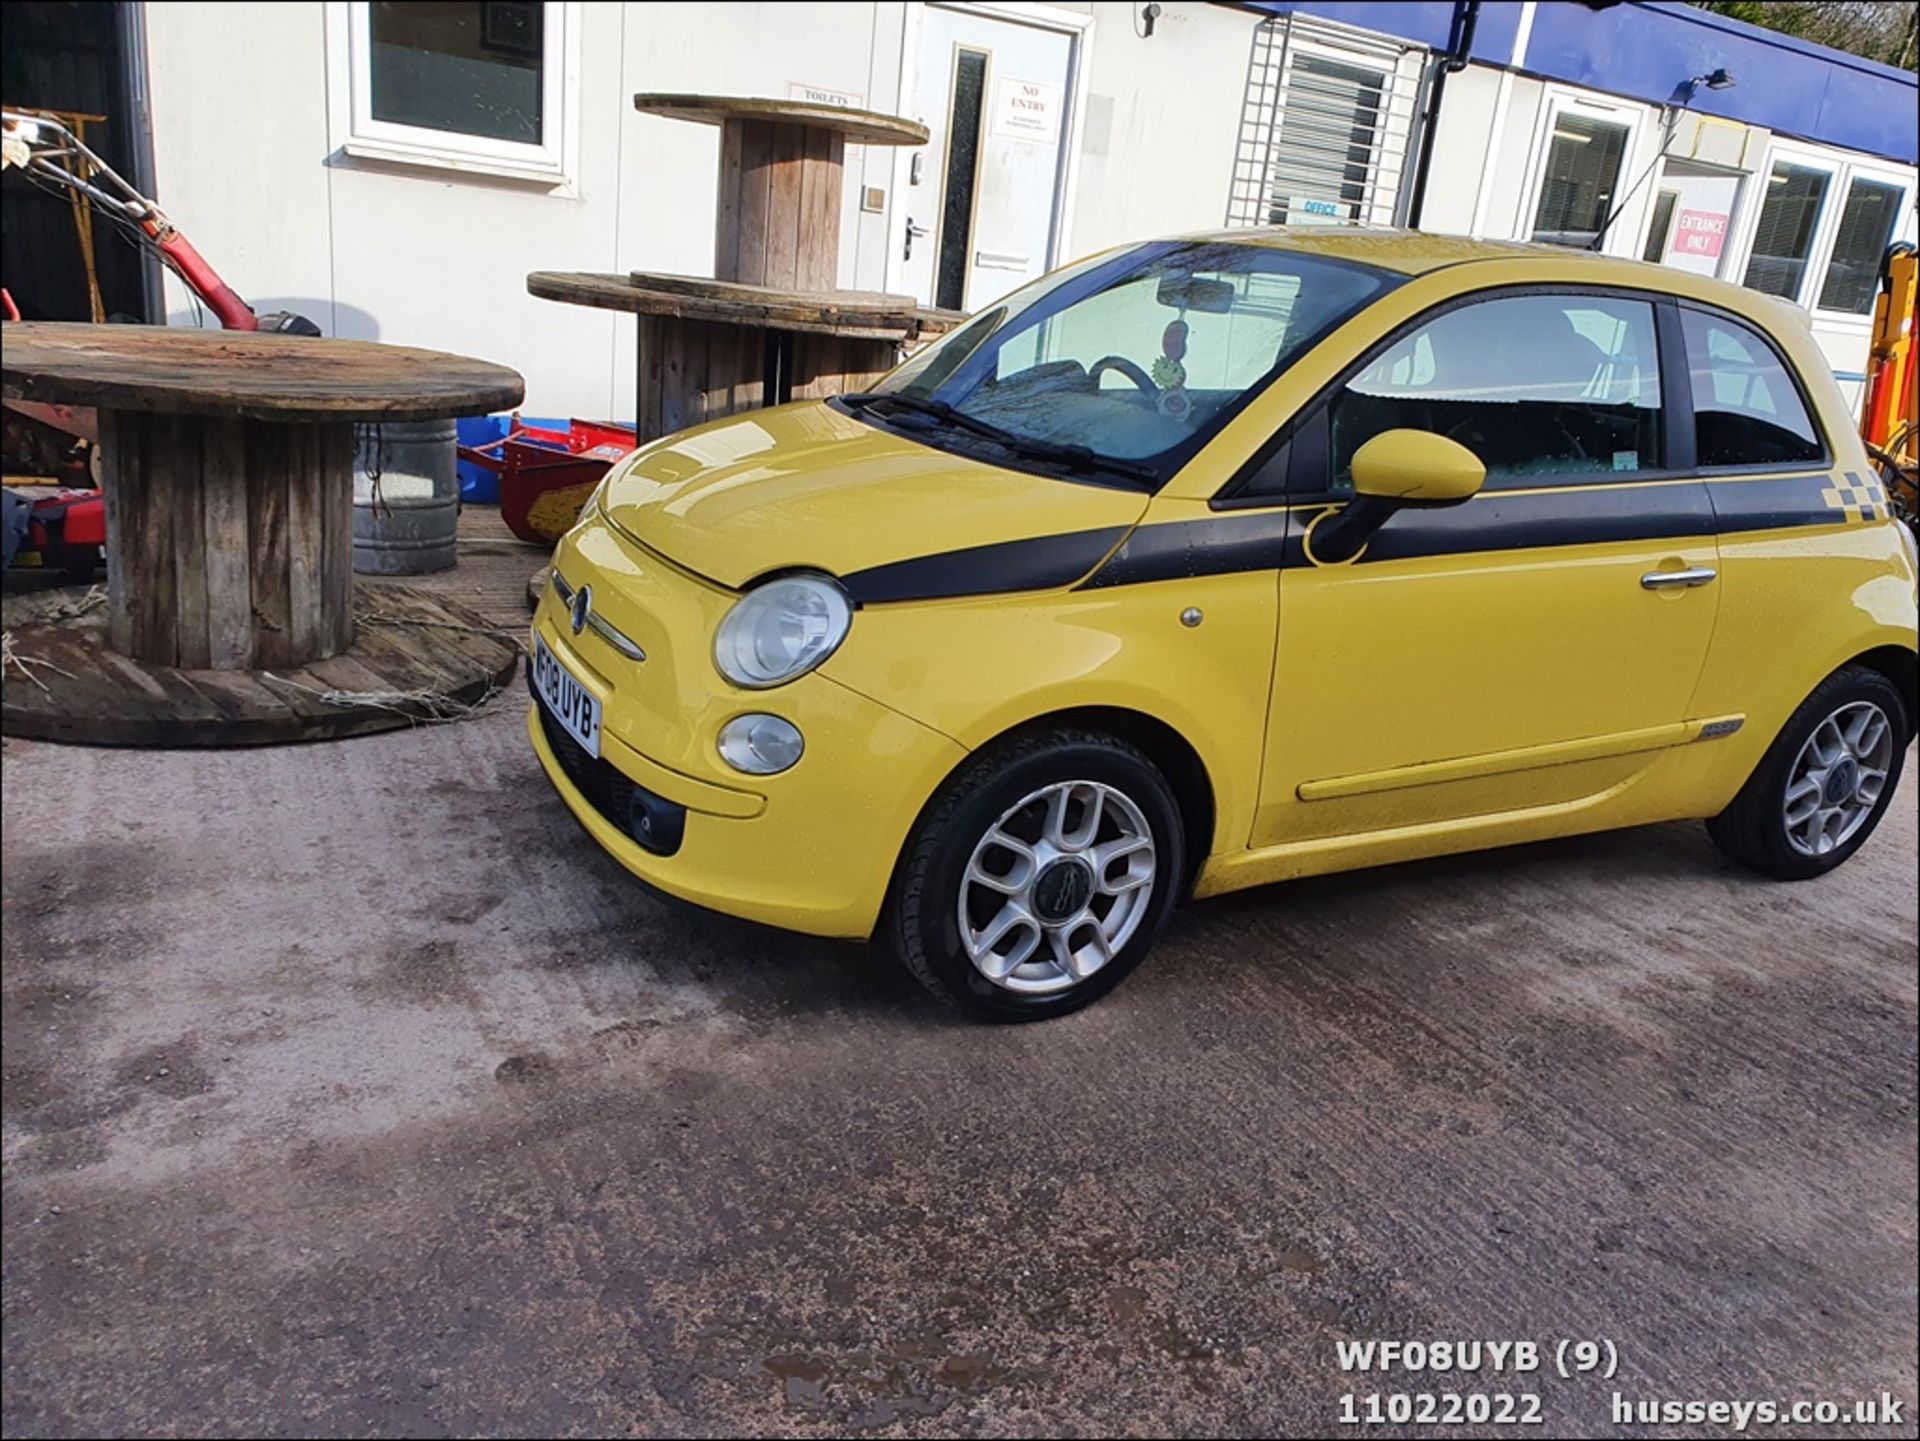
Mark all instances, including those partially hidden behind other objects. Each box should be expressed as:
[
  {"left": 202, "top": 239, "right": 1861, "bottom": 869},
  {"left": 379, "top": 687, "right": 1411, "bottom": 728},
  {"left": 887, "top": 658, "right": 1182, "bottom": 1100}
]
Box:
[{"left": 1406, "top": 0, "right": 1481, "bottom": 231}]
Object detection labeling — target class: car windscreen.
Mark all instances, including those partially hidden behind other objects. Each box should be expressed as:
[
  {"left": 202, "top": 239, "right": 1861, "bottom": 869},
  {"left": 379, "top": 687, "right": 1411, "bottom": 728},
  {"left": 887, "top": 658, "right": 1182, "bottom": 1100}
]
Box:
[{"left": 840, "top": 240, "right": 1400, "bottom": 489}]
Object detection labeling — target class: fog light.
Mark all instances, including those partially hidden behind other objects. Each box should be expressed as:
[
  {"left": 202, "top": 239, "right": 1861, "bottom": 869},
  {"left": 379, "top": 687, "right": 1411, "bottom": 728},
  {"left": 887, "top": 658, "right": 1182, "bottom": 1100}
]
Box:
[
  {"left": 626, "top": 784, "right": 685, "bottom": 856},
  {"left": 718, "top": 713, "right": 804, "bottom": 775}
]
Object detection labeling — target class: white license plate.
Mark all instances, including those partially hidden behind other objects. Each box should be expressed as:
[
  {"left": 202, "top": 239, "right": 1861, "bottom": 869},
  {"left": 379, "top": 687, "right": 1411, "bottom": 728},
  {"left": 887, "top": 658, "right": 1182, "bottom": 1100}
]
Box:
[{"left": 533, "top": 634, "right": 602, "bottom": 758}]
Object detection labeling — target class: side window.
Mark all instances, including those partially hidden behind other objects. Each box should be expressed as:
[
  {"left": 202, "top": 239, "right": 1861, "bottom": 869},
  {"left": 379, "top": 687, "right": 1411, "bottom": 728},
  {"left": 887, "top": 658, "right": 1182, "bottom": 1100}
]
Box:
[
  {"left": 1679, "top": 310, "right": 1824, "bottom": 469},
  {"left": 1320, "top": 293, "right": 1663, "bottom": 493}
]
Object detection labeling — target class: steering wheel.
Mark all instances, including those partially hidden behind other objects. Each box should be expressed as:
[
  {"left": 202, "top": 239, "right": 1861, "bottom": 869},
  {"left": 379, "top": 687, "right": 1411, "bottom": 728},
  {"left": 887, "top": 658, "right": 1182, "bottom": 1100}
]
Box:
[
  {"left": 1553, "top": 418, "right": 1592, "bottom": 465},
  {"left": 1089, "top": 354, "right": 1157, "bottom": 394}
]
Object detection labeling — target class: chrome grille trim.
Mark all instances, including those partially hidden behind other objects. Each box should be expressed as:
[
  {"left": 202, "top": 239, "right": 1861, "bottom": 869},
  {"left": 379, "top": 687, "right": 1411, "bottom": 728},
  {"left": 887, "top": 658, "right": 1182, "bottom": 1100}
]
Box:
[
  {"left": 585, "top": 612, "right": 647, "bottom": 662},
  {"left": 549, "top": 569, "right": 646, "bottom": 662}
]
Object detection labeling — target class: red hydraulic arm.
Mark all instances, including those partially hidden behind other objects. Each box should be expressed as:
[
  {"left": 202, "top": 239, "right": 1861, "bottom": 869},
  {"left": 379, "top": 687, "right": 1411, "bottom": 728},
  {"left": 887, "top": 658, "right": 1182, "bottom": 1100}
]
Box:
[{"left": 144, "top": 225, "right": 258, "bottom": 332}]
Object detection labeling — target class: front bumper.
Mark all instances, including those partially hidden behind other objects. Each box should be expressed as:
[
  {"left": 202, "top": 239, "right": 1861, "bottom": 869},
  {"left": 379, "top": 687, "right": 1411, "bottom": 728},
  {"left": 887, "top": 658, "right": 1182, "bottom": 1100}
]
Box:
[{"left": 527, "top": 630, "right": 966, "bottom": 941}]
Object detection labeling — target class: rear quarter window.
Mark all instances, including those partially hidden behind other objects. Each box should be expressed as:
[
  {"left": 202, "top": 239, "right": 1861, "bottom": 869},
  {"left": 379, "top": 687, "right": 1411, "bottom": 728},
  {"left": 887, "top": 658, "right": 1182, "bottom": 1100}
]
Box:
[{"left": 1680, "top": 309, "right": 1824, "bottom": 469}]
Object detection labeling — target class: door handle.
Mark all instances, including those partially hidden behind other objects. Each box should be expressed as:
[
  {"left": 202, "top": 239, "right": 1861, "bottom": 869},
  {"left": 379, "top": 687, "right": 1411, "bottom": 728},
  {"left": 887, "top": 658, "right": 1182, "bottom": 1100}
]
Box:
[
  {"left": 1640, "top": 566, "right": 1717, "bottom": 590},
  {"left": 904, "top": 218, "right": 931, "bottom": 261}
]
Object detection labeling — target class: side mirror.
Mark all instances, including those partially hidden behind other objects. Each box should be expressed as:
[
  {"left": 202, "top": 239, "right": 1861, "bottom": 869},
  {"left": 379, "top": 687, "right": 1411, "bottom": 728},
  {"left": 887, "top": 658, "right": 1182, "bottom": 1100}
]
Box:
[
  {"left": 1351, "top": 429, "right": 1486, "bottom": 504},
  {"left": 1310, "top": 429, "right": 1485, "bottom": 563}
]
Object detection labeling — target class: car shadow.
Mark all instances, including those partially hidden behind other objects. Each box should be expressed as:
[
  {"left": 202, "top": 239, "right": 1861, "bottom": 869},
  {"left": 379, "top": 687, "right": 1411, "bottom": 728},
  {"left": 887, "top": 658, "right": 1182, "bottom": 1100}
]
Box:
[{"left": 573, "top": 816, "right": 1773, "bottom": 1027}]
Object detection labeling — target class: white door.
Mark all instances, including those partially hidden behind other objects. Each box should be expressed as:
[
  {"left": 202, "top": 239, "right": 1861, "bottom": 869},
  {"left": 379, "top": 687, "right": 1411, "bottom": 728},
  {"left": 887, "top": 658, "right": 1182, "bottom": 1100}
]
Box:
[
  {"left": 900, "top": 6, "right": 1074, "bottom": 313},
  {"left": 1644, "top": 160, "right": 1742, "bottom": 278}
]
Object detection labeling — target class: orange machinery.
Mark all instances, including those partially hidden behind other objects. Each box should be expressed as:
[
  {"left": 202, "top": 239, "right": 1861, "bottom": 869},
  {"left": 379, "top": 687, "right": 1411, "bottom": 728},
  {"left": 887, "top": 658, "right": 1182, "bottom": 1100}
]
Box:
[{"left": 1861, "top": 241, "right": 1917, "bottom": 526}]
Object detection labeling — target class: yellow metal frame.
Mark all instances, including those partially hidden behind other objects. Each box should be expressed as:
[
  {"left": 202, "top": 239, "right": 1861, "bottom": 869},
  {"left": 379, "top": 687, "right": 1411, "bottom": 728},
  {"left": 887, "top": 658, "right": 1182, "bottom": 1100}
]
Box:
[{"left": 1861, "top": 244, "right": 1917, "bottom": 504}]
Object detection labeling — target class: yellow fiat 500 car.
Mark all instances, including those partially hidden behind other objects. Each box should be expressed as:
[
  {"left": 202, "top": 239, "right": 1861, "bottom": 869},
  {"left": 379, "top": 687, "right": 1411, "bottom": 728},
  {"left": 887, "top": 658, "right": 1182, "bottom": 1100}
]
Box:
[{"left": 530, "top": 230, "right": 1917, "bottom": 1020}]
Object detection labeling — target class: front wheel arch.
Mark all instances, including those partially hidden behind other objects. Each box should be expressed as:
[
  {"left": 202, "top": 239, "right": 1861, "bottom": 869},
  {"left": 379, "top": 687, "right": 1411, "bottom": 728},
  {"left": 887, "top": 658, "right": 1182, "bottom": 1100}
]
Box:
[
  {"left": 883, "top": 721, "right": 1190, "bottom": 1019},
  {"left": 918, "top": 705, "right": 1217, "bottom": 896}
]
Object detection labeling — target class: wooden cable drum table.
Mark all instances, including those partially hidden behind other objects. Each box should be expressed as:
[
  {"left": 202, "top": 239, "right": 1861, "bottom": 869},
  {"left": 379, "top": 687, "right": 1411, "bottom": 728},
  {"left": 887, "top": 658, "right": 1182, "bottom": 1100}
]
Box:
[
  {"left": 1, "top": 324, "right": 527, "bottom": 746},
  {"left": 634, "top": 93, "right": 931, "bottom": 291},
  {"left": 526, "top": 270, "right": 959, "bottom": 432},
  {"left": 532, "top": 94, "right": 962, "bottom": 457}
]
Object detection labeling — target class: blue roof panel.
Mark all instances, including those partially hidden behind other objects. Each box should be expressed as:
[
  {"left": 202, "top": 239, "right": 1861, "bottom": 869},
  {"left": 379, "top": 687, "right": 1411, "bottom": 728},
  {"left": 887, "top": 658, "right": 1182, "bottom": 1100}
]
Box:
[
  {"left": 1238, "top": 0, "right": 1918, "bottom": 166},
  {"left": 1523, "top": 0, "right": 1917, "bottom": 165}
]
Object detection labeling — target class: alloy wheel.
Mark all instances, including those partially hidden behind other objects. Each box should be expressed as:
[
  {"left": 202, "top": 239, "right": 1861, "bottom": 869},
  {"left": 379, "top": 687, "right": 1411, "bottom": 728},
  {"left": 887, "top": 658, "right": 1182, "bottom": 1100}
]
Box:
[
  {"left": 1782, "top": 700, "right": 1894, "bottom": 857},
  {"left": 957, "top": 779, "right": 1157, "bottom": 994}
]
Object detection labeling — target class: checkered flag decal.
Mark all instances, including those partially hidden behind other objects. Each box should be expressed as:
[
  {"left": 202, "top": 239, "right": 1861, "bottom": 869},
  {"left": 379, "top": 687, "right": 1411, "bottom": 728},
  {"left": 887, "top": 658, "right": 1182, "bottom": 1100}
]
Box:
[{"left": 1820, "top": 472, "right": 1888, "bottom": 523}]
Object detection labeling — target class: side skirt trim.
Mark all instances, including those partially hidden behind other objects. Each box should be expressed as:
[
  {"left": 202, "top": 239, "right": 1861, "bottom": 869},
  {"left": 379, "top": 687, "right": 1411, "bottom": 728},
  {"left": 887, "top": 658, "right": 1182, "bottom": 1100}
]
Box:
[{"left": 1295, "top": 714, "right": 1746, "bottom": 801}]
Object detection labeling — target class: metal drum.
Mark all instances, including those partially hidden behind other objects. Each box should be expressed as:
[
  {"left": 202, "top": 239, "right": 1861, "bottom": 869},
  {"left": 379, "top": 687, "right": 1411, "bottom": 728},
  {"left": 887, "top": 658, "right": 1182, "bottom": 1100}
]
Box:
[{"left": 352, "top": 419, "right": 459, "bottom": 574}]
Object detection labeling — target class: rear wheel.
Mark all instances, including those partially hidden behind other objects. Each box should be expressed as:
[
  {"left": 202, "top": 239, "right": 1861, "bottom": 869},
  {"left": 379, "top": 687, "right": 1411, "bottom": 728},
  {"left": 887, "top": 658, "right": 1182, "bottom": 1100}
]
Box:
[
  {"left": 1707, "top": 666, "right": 1908, "bottom": 880},
  {"left": 886, "top": 728, "right": 1184, "bottom": 1021}
]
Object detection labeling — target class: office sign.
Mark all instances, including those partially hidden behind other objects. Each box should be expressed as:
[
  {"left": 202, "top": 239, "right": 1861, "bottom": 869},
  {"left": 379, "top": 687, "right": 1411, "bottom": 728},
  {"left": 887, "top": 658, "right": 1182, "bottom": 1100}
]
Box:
[{"left": 1289, "top": 197, "right": 1346, "bottom": 226}]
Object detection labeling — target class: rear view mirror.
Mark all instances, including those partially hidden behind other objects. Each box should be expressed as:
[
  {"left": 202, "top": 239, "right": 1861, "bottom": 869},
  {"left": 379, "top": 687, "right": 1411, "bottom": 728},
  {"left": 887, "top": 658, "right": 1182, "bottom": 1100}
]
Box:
[
  {"left": 1310, "top": 429, "right": 1486, "bottom": 564},
  {"left": 1156, "top": 274, "right": 1235, "bottom": 313}
]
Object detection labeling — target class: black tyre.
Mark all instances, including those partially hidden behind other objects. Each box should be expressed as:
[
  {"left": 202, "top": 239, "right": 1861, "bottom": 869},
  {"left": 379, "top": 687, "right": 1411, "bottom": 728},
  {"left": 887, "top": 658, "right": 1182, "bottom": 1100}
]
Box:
[
  {"left": 1707, "top": 665, "right": 1909, "bottom": 880},
  {"left": 885, "top": 726, "right": 1186, "bottom": 1021}
]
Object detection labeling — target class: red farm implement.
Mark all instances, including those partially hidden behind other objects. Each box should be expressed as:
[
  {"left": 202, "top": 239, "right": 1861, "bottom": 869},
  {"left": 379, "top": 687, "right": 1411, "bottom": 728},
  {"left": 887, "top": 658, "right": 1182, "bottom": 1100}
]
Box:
[{"left": 460, "top": 418, "right": 638, "bottom": 546}]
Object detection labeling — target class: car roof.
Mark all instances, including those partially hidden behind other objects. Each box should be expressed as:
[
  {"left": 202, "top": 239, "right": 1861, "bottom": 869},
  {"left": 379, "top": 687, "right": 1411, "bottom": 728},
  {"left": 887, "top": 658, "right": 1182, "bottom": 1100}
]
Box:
[
  {"left": 1179, "top": 226, "right": 1554, "bottom": 274},
  {"left": 1174, "top": 225, "right": 1813, "bottom": 335}
]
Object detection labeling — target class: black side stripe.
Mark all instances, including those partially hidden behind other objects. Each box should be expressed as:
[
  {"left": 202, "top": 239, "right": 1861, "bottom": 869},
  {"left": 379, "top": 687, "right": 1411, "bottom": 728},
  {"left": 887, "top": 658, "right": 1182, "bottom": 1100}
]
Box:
[
  {"left": 1708, "top": 472, "right": 1853, "bottom": 534},
  {"left": 1078, "top": 510, "right": 1290, "bottom": 589},
  {"left": 841, "top": 526, "right": 1130, "bottom": 605},
  {"left": 841, "top": 474, "right": 1855, "bottom": 603},
  {"left": 1084, "top": 481, "right": 1723, "bottom": 582},
  {"left": 1356, "top": 481, "right": 1717, "bottom": 564}
]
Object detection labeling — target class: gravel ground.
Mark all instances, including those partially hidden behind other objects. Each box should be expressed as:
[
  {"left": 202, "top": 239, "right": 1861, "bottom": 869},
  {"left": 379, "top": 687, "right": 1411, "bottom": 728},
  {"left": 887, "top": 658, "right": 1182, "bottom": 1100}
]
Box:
[{"left": 2, "top": 570, "right": 1915, "bottom": 1436}]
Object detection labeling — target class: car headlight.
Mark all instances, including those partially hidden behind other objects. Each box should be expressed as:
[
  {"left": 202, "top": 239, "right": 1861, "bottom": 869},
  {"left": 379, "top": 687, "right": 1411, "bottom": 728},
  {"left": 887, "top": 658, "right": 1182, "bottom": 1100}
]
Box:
[{"left": 713, "top": 573, "right": 851, "bottom": 688}]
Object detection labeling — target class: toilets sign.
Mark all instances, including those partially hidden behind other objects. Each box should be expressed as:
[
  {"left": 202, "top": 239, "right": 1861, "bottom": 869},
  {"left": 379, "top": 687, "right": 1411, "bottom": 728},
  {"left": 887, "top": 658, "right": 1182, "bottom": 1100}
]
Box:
[
  {"left": 994, "top": 78, "right": 1062, "bottom": 144},
  {"left": 788, "top": 82, "right": 863, "bottom": 109},
  {"left": 1672, "top": 209, "right": 1729, "bottom": 260}
]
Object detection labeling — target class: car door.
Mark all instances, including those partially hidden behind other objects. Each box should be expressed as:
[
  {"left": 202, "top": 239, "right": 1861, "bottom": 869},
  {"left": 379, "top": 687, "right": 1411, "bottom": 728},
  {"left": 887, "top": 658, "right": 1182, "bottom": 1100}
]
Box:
[{"left": 1254, "top": 288, "right": 1723, "bottom": 848}]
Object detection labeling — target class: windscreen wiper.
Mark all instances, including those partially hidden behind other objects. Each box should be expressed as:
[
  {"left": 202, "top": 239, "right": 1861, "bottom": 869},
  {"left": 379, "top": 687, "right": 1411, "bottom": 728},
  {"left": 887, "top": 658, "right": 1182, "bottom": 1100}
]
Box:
[
  {"left": 840, "top": 391, "right": 1015, "bottom": 445},
  {"left": 997, "top": 436, "right": 1157, "bottom": 486},
  {"left": 842, "top": 391, "right": 1156, "bottom": 486}
]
